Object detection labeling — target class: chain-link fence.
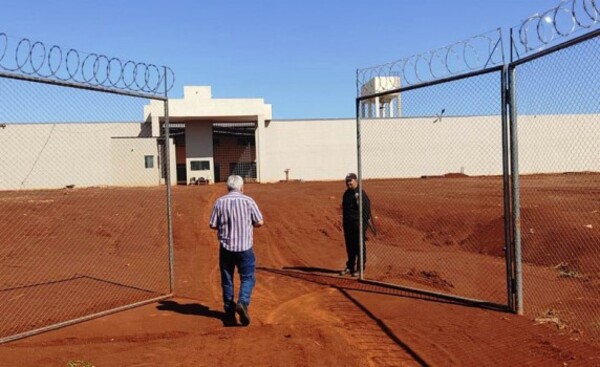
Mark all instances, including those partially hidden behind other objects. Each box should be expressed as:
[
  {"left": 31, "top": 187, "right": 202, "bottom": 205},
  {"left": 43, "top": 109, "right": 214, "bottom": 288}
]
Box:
[
  {"left": 355, "top": 0, "right": 599, "bottom": 346},
  {"left": 0, "top": 33, "right": 174, "bottom": 343},
  {"left": 510, "top": 29, "right": 600, "bottom": 343},
  {"left": 358, "top": 68, "right": 509, "bottom": 307}
]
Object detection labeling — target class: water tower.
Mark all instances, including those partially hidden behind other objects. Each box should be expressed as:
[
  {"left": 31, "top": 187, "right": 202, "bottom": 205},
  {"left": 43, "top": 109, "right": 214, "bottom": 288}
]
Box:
[{"left": 360, "top": 76, "right": 401, "bottom": 118}]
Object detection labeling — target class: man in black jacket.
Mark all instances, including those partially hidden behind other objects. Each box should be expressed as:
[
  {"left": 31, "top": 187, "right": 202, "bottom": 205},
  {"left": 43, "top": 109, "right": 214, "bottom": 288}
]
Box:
[{"left": 340, "top": 173, "right": 372, "bottom": 277}]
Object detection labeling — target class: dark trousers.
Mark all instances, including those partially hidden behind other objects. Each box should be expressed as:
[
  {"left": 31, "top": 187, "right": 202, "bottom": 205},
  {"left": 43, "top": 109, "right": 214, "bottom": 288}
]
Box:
[{"left": 343, "top": 222, "right": 367, "bottom": 272}]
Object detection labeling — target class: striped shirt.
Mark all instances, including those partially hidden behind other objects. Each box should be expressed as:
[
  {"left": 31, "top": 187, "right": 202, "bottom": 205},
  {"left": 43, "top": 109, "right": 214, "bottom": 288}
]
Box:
[{"left": 209, "top": 191, "right": 263, "bottom": 252}]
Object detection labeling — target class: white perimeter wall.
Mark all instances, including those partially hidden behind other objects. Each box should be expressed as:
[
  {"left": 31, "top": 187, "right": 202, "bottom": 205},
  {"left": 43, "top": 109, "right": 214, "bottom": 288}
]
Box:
[
  {"left": 516, "top": 114, "right": 600, "bottom": 174},
  {"left": 1, "top": 114, "right": 597, "bottom": 189},
  {"left": 111, "top": 138, "right": 175, "bottom": 187},
  {"left": 259, "top": 119, "right": 357, "bottom": 182},
  {"left": 361, "top": 115, "right": 504, "bottom": 178},
  {"left": 0, "top": 122, "right": 176, "bottom": 190},
  {"left": 259, "top": 114, "right": 599, "bottom": 182}
]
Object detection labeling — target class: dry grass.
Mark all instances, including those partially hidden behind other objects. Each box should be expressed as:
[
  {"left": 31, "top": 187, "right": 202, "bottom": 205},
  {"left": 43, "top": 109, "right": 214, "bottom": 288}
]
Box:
[
  {"left": 534, "top": 308, "right": 567, "bottom": 330},
  {"left": 554, "top": 262, "right": 582, "bottom": 279}
]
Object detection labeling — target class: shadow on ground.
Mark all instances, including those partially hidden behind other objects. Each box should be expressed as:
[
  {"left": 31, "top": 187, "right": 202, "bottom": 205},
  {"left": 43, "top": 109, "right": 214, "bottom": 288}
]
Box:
[
  {"left": 282, "top": 266, "right": 340, "bottom": 274},
  {"left": 156, "top": 300, "right": 240, "bottom": 327}
]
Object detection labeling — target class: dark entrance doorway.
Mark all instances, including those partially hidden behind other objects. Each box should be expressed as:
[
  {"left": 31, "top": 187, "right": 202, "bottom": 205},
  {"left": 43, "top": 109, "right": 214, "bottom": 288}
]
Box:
[
  {"left": 212, "top": 122, "right": 257, "bottom": 183},
  {"left": 214, "top": 163, "right": 221, "bottom": 183}
]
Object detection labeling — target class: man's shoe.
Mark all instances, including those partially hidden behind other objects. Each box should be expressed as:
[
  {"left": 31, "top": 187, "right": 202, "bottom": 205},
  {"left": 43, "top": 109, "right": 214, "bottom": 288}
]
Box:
[
  {"left": 223, "top": 300, "right": 238, "bottom": 326},
  {"left": 223, "top": 311, "right": 237, "bottom": 327},
  {"left": 351, "top": 271, "right": 359, "bottom": 277},
  {"left": 226, "top": 300, "right": 237, "bottom": 312},
  {"left": 236, "top": 303, "right": 250, "bottom": 326},
  {"left": 339, "top": 268, "right": 351, "bottom": 276}
]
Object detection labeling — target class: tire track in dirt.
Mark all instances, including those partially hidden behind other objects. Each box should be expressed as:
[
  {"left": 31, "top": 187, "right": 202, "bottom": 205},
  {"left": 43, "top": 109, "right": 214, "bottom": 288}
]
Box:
[
  {"left": 179, "top": 184, "right": 455, "bottom": 365},
  {"left": 257, "top": 212, "right": 312, "bottom": 269},
  {"left": 325, "top": 289, "right": 425, "bottom": 367},
  {"left": 262, "top": 272, "right": 423, "bottom": 367}
]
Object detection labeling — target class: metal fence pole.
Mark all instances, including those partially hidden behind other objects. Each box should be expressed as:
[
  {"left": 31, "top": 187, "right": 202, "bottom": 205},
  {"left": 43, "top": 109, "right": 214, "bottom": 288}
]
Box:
[
  {"left": 356, "top": 96, "right": 364, "bottom": 280},
  {"left": 508, "top": 64, "right": 523, "bottom": 315},
  {"left": 501, "top": 65, "right": 514, "bottom": 312},
  {"left": 163, "top": 66, "right": 175, "bottom": 294}
]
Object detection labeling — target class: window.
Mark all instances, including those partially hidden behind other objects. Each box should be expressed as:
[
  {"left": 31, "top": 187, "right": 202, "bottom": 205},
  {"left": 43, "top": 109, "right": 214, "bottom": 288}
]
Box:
[
  {"left": 144, "top": 155, "right": 154, "bottom": 169},
  {"left": 191, "top": 160, "right": 210, "bottom": 171}
]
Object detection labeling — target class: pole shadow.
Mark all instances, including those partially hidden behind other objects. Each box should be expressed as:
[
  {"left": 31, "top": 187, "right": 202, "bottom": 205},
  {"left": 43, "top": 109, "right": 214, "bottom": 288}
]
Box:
[
  {"left": 282, "top": 266, "right": 340, "bottom": 274},
  {"left": 338, "top": 288, "right": 430, "bottom": 367}
]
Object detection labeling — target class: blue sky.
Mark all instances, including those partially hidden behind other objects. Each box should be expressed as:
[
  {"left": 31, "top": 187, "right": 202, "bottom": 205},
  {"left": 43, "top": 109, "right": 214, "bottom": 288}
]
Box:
[{"left": 0, "top": 0, "right": 588, "bottom": 119}]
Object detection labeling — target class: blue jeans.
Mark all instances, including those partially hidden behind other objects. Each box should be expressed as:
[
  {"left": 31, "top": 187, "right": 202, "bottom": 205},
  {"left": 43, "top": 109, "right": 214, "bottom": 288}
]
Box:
[{"left": 219, "top": 247, "right": 256, "bottom": 312}]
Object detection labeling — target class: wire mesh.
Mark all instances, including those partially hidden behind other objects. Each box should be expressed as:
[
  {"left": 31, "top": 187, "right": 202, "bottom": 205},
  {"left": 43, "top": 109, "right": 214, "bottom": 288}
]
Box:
[
  {"left": 512, "top": 32, "right": 600, "bottom": 344},
  {"left": 0, "top": 76, "right": 171, "bottom": 342},
  {"left": 358, "top": 69, "right": 508, "bottom": 305},
  {"left": 212, "top": 122, "right": 257, "bottom": 183}
]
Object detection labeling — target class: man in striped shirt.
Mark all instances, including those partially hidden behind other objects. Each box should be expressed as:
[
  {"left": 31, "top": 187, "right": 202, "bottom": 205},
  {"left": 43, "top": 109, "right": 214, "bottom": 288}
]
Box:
[{"left": 209, "top": 175, "right": 264, "bottom": 326}]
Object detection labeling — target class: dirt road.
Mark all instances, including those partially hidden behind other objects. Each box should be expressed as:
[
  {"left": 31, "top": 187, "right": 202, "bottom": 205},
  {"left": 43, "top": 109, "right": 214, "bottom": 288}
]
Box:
[{"left": 1, "top": 181, "right": 599, "bottom": 366}]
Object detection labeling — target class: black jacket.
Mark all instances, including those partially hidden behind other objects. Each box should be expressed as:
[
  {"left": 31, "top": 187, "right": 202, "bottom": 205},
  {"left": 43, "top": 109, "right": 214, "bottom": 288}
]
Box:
[{"left": 342, "top": 187, "right": 371, "bottom": 225}]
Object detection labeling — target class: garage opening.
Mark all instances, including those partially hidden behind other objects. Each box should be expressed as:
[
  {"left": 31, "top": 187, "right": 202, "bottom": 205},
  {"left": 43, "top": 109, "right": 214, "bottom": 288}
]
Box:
[{"left": 212, "top": 122, "right": 257, "bottom": 183}]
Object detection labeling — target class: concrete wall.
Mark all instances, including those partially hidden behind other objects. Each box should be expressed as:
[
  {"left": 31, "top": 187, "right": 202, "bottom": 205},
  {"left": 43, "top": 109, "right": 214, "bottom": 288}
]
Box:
[
  {"left": 144, "top": 86, "right": 272, "bottom": 127},
  {"left": 258, "top": 114, "right": 599, "bottom": 182},
  {"left": 111, "top": 138, "right": 162, "bottom": 186},
  {"left": 0, "top": 122, "right": 178, "bottom": 190},
  {"left": 361, "top": 115, "right": 504, "bottom": 178},
  {"left": 185, "top": 122, "right": 214, "bottom": 183},
  {"left": 0, "top": 122, "right": 142, "bottom": 190},
  {"left": 516, "top": 114, "right": 600, "bottom": 174},
  {"left": 1, "top": 113, "right": 597, "bottom": 190},
  {"left": 259, "top": 119, "right": 357, "bottom": 182}
]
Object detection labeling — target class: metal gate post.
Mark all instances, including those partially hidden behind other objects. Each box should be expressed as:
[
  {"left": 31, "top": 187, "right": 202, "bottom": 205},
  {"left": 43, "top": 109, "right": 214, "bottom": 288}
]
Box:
[
  {"left": 508, "top": 64, "right": 523, "bottom": 315},
  {"left": 356, "top": 95, "right": 365, "bottom": 280},
  {"left": 163, "top": 67, "right": 175, "bottom": 294},
  {"left": 501, "top": 64, "right": 515, "bottom": 312}
]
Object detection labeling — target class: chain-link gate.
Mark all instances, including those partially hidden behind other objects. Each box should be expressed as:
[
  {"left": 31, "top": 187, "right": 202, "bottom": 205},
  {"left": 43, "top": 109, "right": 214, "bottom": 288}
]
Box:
[
  {"left": 509, "top": 17, "right": 600, "bottom": 341},
  {"left": 355, "top": 30, "right": 511, "bottom": 309},
  {"left": 354, "top": 0, "right": 599, "bottom": 346},
  {"left": 0, "top": 32, "right": 175, "bottom": 343}
]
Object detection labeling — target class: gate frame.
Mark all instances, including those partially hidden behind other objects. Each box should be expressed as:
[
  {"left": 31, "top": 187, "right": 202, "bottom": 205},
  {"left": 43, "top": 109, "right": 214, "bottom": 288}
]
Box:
[
  {"left": 0, "top": 43, "right": 175, "bottom": 344},
  {"left": 506, "top": 27, "right": 600, "bottom": 315},
  {"left": 355, "top": 65, "right": 514, "bottom": 311},
  {"left": 354, "top": 26, "right": 600, "bottom": 314}
]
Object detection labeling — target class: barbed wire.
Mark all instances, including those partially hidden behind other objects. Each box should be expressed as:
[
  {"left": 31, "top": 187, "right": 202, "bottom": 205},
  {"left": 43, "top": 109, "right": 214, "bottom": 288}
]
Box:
[
  {"left": 512, "top": 0, "right": 599, "bottom": 57},
  {"left": 0, "top": 32, "right": 175, "bottom": 96},
  {"left": 356, "top": 29, "right": 504, "bottom": 97}
]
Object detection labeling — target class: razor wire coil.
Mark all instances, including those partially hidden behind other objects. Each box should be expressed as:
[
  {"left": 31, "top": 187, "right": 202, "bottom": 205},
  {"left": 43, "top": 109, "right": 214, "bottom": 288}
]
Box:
[
  {"left": 0, "top": 32, "right": 175, "bottom": 96},
  {"left": 513, "top": 0, "right": 599, "bottom": 56},
  {"left": 356, "top": 29, "right": 504, "bottom": 96}
]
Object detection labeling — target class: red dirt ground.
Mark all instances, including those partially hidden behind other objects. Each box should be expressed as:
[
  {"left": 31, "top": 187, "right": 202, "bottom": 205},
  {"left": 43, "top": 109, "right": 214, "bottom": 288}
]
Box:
[{"left": 1, "top": 177, "right": 600, "bottom": 366}]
